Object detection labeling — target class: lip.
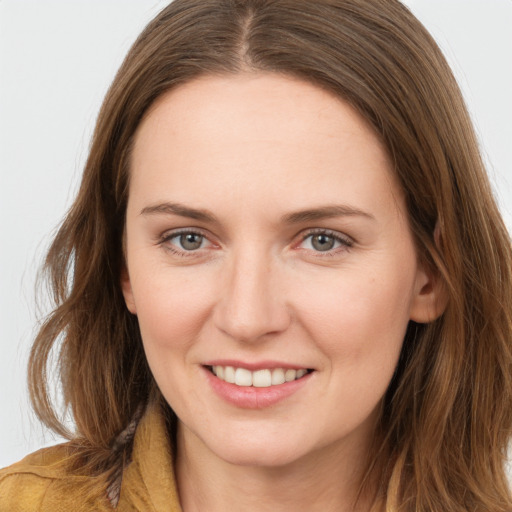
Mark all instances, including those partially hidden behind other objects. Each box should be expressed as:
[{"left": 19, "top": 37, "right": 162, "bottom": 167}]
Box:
[{"left": 202, "top": 363, "right": 314, "bottom": 409}]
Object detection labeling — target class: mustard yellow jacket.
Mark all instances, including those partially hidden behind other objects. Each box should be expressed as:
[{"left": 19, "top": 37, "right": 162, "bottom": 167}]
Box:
[{"left": 0, "top": 405, "right": 182, "bottom": 511}]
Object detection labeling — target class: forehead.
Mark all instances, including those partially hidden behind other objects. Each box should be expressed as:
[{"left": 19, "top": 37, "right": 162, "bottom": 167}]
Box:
[
  {"left": 129, "top": 73, "right": 403, "bottom": 223},
  {"left": 135, "top": 72, "right": 385, "bottom": 161}
]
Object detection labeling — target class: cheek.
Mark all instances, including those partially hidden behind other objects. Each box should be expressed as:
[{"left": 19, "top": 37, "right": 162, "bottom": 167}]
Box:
[
  {"left": 290, "top": 265, "right": 415, "bottom": 433},
  {"left": 130, "top": 267, "right": 219, "bottom": 411},
  {"left": 293, "top": 263, "right": 414, "bottom": 371},
  {"left": 131, "top": 267, "right": 215, "bottom": 353}
]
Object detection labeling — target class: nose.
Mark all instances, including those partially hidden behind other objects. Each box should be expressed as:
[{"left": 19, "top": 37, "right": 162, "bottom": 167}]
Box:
[{"left": 213, "top": 249, "right": 292, "bottom": 344}]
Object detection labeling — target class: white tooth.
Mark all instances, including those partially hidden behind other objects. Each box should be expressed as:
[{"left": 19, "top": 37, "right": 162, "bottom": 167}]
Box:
[
  {"left": 296, "top": 369, "right": 307, "bottom": 379},
  {"left": 235, "top": 367, "right": 252, "bottom": 386},
  {"left": 216, "top": 366, "right": 225, "bottom": 380},
  {"left": 212, "top": 366, "right": 218, "bottom": 376},
  {"left": 224, "top": 366, "right": 236, "bottom": 384},
  {"left": 271, "top": 368, "right": 285, "bottom": 385},
  {"left": 285, "top": 369, "right": 297, "bottom": 382},
  {"left": 253, "top": 369, "right": 272, "bottom": 388}
]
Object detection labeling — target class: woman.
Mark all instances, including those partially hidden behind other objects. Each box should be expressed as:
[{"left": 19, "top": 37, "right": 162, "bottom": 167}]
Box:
[{"left": 1, "top": 0, "right": 511, "bottom": 510}]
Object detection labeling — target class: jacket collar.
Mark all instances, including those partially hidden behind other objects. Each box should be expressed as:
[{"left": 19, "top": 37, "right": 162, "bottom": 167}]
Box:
[{"left": 116, "top": 402, "right": 182, "bottom": 511}]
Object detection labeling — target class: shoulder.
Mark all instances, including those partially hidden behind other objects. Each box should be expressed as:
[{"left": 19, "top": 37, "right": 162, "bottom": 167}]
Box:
[{"left": 0, "top": 444, "right": 113, "bottom": 512}]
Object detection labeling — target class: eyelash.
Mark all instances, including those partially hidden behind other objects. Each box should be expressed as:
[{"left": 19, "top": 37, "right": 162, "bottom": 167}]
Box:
[{"left": 157, "top": 228, "right": 353, "bottom": 258}]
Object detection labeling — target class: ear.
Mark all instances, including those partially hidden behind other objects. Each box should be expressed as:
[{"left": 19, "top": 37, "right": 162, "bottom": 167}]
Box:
[
  {"left": 121, "top": 266, "right": 137, "bottom": 314},
  {"left": 409, "top": 261, "right": 448, "bottom": 323}
]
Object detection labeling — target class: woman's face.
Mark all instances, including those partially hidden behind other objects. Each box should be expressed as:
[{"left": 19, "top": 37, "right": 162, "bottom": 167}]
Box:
[{"left": 122, "top": 73, "right": 437, "bottom": 468}]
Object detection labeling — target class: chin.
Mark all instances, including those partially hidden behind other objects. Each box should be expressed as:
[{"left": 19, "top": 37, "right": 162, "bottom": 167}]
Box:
[
  {"left": 182, "top": 418, "right": 314, "bottom": 468},
  {"left": 211, "top": 439, "right": 309, "bottom": 468}
]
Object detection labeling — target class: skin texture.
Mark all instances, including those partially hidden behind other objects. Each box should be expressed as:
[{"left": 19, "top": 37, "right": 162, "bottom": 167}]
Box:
[{"left": 122, "top": 73, "right": 443, "bottom": 511}]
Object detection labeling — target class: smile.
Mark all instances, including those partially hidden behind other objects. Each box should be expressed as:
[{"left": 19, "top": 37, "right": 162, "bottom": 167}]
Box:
[{"left": 209, "top": 365, "right": 311, "bottom": 387}]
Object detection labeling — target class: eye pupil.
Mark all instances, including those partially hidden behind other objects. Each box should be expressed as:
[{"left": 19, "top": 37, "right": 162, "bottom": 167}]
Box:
[
  {"left": 312, "top": 234, "right": 335, "bottom": 251},
  {"left": 180, "top": 233, "right": 203, "bottom": 250}
]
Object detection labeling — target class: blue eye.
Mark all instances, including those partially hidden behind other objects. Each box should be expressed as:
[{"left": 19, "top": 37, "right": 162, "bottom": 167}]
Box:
[
  {"left": 164, "top": 231, "right": 209, "bottom": 252},
  {"left": 177, "top": 233, "right": 204, "bottom": 250},
  {"left": 300, "top": 231, "right": 352, "bottom": 253},
  {"left": 309, "top": 233, "right": 337, "bottom": 251}
]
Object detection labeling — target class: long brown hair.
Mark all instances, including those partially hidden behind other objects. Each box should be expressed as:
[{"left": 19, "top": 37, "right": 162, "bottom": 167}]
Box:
[{"left": 29, "top": 0, "right": 512, "bottom": 509}]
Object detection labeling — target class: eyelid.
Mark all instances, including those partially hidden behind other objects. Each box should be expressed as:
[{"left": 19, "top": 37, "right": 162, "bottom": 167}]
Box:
[
  {"left": 301, "top": 227, "right": 353, "bottom": 243},
  {"left": 159, "top": 226, "right": 208, "bottom": 241}
]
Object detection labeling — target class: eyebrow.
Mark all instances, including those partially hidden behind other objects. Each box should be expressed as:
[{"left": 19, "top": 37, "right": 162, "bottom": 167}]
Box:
[
  {"left": 281, "top": 205, "right": 375, "bottom": 224},
  {"left": 140, "top": 202, "right": 216, "bottom": 223},
  {"left": 140, "top": 202, "right": 375, "bottom": 224}
]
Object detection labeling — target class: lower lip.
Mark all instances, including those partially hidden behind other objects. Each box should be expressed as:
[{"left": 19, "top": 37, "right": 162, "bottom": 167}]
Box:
[{"left": 203, "top": 367, "right": 313, "bottom": 409}]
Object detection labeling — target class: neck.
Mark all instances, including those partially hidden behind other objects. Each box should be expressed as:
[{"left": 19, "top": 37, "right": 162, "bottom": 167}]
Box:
[{"left": 175, "top": 422, "right": 382, "bottom": 512}]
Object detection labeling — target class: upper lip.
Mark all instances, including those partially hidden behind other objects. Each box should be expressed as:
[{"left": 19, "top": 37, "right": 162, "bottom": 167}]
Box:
[{"left": 202, "top": 359, "right": 313, "bottom": 371}]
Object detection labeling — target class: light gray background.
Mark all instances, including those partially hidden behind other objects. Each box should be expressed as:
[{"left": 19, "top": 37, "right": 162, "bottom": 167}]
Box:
[{"left": 1, "top": 0, "right": 511, "bottom": 468}]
